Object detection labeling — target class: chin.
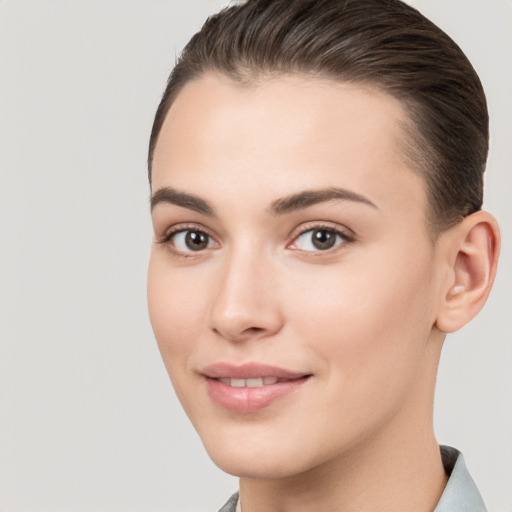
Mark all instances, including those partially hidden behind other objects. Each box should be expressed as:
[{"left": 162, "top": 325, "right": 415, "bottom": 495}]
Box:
[
  {"left": 198, "top": 426, "right": 321, "bottom": 479},
  {"left": 207, "top": 446, "right": 308, "bottom": 479}
]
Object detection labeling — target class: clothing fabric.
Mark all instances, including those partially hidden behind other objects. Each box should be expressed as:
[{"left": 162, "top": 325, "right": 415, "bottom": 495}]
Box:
[
  {"left": 435, "top": 446, "right": 487, "bottom": 512},
  {"left": 217, "top": 445, "right": 486, "bottom": 512}
]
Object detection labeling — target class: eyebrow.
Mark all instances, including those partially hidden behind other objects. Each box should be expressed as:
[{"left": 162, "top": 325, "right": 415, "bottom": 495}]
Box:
[
  {"left": 150, "top": 186, "right": 377, "bottom": 216},
  {"left": 268, "top": 187, "right": 378, "bottom": 215},
  {"left": 150, "top": 187, "right": 215, "bottom": 215}
]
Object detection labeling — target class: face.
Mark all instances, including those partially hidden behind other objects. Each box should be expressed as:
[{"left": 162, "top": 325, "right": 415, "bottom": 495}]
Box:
[{"left": 148, "top": 73, "right": 446, "bottom": 479}]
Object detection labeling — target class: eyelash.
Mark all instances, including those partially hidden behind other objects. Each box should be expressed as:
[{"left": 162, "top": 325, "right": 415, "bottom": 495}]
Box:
[
  {"left": 157, "top": 224, "right": 217, "bottom": 259},
  {"left": 157, "top": 222, "right": 355, "bottom": 258},
  {"left": 289, "top": 223, "right": 355, "bottom": 256}
]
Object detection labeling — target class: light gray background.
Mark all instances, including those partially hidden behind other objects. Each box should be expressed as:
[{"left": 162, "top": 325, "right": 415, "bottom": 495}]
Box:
[{"left": 0, "top": 1, "right": 510, "bottom": 511}]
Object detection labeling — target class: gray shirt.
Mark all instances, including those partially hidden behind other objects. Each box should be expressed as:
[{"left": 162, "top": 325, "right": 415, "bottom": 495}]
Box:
[{"left": 218, "top": 446, "right": 486, "bottom": 512}]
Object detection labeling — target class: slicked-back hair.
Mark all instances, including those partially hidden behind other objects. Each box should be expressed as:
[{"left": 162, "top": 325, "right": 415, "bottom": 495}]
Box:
[{"left": 148, "top": 0, "right": 488, "bottom": 233}]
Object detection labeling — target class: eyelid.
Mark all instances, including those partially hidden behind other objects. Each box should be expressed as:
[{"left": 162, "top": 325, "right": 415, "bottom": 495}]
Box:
[
  {"left": 287, "top": 222, "right": 356, "bottom": 252},
  {"left": 157, "top": 222, "right": 216, "bottom": 243},
  {"left": 156, "top": 221, "right": 355, "bottom": 257},
  {"left": 156, "top": 223, "right": 220, "bottom": 257}
]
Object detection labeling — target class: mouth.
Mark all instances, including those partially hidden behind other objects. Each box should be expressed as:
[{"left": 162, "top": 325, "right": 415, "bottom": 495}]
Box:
[
  {"left": 216, "top": 376, "right": 301, "bottom": 387},
  {"left": 201, "top": 363, "right": 312, "bottom": 413}
]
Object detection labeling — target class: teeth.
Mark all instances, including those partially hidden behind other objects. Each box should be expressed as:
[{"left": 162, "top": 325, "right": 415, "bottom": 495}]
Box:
[
  {"left": 217, "top": 376, "right": 280, "bottom": 387},
  {"left": 246, "top": 378, "right": 263, "bottom": 387}
]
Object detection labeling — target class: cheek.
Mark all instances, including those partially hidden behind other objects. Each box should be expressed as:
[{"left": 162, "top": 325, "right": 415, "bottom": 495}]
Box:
[
  {"left": 147, "top": 252, "right": 207, "bottom": 366},
  {"left": 284, "top": 251, "right": 437, "bottom": 405}
]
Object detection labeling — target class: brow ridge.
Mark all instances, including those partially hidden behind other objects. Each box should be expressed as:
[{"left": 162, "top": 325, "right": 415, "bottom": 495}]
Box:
[
  {"left": 150, "top": 187, "right": 215, "bottom": 216},
  {"left": 269, "top": 187, "right": 378, "bottom": 215},
  {"left": 150, "top": 186, "right": 377, "bottom": 217}
]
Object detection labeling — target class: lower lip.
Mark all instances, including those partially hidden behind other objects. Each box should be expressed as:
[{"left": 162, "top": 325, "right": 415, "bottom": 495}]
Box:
[{"left": 205, "top": 377, "right": 310, "bottom": 413}]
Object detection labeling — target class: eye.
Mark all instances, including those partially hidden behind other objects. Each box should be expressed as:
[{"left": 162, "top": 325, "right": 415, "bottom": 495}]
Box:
[
  {"left": 167, "top": 229, "right": 217, "bottom": 253},
  {"left": 292, "top": 227, "right": 349, "bottom": 252}
]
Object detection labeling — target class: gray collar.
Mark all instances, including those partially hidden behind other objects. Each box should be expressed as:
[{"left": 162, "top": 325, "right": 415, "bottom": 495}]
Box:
[
  {"left": 218, "top": 445, "right": 486, "bottom": 512},
  {"left": 435, "top": 445, "right": 487, "bottom": 512}
]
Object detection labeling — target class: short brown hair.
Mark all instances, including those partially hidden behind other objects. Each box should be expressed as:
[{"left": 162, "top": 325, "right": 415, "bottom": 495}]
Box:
[{"left": 148, "top": 0, "right": 488, "bottom": 232}]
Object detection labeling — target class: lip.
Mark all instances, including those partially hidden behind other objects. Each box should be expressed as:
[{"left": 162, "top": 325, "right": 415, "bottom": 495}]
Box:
[
  {"left": 201, "top": 362, "right": 311, "bottom": 413},
  {"left": 202, "top": 362, "right": 308, "bottom": 380}
]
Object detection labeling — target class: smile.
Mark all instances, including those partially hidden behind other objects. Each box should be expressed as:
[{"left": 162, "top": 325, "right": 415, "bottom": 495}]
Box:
[
  {"left": 218, "top": 376, "right": 283, "bottom": 387},
  {"left": 202, "top": 363, "right": 311, "bottom": 413}
]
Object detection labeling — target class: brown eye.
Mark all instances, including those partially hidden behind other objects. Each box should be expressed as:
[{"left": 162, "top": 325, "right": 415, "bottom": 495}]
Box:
[
  {"left": 311, "top": 229, "right": 337, "bottom": 250},
  {"left": 293, "top": 228, "right": 347, "bottom": 252},
  {"left": 171, "top": 230, "right": 215, "bottom": 252},
  {"left": 185, "top": 231, "right": 209, "bottom": 250}
]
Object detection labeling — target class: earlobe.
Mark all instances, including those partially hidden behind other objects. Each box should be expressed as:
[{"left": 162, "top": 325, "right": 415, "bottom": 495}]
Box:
[{"left": 435, "top": 211, "right": 500, "bottom": 333}]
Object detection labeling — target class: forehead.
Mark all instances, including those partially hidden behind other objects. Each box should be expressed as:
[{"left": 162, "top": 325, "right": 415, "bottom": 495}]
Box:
[{"left": 152, "top": 73, "right": 427, "bottom": 224}]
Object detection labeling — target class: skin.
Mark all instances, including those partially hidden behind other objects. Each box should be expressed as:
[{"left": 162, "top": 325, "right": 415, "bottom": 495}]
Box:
[{"left": 148, "top": 73, "right": 499, "bottom": 512}]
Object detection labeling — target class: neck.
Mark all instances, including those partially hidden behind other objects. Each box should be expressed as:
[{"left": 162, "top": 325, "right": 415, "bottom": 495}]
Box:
[
  {"left": 239, "top": 334, "right": 447, "bottom": 512},
  {"left": 239, "top": 431, "right": 446, "bottom": 512}
]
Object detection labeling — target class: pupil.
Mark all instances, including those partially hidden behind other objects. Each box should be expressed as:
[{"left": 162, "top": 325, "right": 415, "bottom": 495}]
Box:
[
  {"left": 185, "top": 231, "right": 208, "bottom": 251},
  {"left": 312, "top": 230, "right": 336, "bottom": 250}
]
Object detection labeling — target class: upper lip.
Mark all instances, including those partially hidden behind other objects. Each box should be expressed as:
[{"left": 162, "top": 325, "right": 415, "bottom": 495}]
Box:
[{"left": 201, "top": 363, "right": 309, "bottom": 380}]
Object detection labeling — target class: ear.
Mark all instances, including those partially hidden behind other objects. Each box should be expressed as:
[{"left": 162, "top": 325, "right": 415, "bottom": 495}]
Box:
[{"left": 435, "top": 211, "right": 500, "bottom": 333}]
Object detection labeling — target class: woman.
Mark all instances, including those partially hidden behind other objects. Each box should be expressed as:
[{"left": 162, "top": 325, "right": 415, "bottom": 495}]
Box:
[{"left": 146, "top": 1, "right": 500, "bottom": 510}]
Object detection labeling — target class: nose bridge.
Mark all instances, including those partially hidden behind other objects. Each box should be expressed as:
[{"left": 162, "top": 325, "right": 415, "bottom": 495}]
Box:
[{"left": 209, "top": 241, "right": 282, "bottom": 341}]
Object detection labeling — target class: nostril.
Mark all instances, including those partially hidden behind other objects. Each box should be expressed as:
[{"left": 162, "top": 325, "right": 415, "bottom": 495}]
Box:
[
  {"left": 214, "top": 325, "right": 268, "bottom": 342},
  {"left": 245, "top": 327, "right": 264, "bottom": 334}
]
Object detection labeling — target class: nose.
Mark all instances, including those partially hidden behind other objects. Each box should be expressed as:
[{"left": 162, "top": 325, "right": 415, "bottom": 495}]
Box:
[{"left": 208, "top": 249, "right": 284, "bottom": 343}]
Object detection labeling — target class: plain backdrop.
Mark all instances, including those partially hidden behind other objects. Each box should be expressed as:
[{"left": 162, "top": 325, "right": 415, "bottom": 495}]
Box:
[{"left": 0, "top": 1, "right": 510, "bottom": 511}]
